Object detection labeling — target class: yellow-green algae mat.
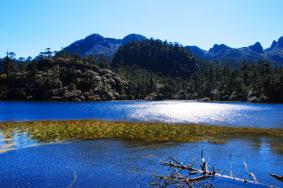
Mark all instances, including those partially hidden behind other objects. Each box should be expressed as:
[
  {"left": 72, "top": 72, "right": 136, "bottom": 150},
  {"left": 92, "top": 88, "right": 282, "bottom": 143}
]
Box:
[{"left": 1, "top": 120, "right": 283, "bottom": 144}]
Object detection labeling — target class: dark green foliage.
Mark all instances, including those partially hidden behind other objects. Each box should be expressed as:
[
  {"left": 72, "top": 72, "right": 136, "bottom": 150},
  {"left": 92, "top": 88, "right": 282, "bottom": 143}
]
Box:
[
  {"left": 96, "top": 55, "right": 110, "bottom": 69},
  {"left": 114, "top": 60, "right": 283, "bottom": 102},
  {"left": 112, "top": 39, "right": 199, "bottom": 78},
  {"left": 0, "top": 44, "right": 282, "bottom": 102},
  {"left": 0, "top": 54, "right": 128, "bottom": 101},
  {"left": 190, "top": 61, "right": 283, "bottom": 102}
]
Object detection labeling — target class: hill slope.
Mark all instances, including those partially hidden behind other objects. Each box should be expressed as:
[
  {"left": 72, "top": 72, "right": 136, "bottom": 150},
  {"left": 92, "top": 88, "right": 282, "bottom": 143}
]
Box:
[
  {"left": 63, "top": 34, "right": 146, "bottom": 59},
  {"left": 112, "top": 39, "right": 199, "bottom": 78}
]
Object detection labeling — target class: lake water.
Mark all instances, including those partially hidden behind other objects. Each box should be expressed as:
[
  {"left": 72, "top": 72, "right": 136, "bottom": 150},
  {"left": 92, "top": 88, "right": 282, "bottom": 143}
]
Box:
[
  {"left": 1, "top": 100, "right": 283, "bottom": 128},
  {"left": 1, "top": 100, "right": 283, "bottom": 187},
  {"left": 0, "top": 138, "right": 283, "bottom": 188}
]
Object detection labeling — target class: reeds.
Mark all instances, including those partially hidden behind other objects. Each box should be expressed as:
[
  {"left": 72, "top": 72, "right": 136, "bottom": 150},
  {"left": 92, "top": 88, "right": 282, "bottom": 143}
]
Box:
[{"left": 1, "top": 120, "right": 283, "bottom": 143}]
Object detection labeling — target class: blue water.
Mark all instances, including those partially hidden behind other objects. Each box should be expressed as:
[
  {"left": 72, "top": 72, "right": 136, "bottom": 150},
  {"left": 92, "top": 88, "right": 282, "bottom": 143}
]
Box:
[
  {"left": 1, "top": 100, "right": 283, "bottom": 128},
  {"left": 0, "top": 138, "right": 282, "bottom": 188},
  {"left": 1, "top": 100, "right": 283, "bottom": 187}
]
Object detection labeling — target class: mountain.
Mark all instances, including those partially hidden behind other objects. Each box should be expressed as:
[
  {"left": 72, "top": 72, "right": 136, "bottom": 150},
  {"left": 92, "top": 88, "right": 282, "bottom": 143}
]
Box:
[
  {"left": 63, "top": 34, "right": 146, "bottom": 59},
  {"left": 122, "top": 34, "right": 147, "bottom": 44},
  {"left": 186, "top": 38, "right": 283, "bottom": 65},
  {"left": 186, "top": 46, "right": 208, "bottom": 59},
  {"left": 265, "top": 37, "right": 283, "bottom": 64},
  {"left": 64, "top": 34, "right": 283, "bottom": 65},
  {"left": 248, "top": 42, "right": 264, "bottom": 53},
  {"left": 187, "top": 42, "right": 265, "bottom": 63}
]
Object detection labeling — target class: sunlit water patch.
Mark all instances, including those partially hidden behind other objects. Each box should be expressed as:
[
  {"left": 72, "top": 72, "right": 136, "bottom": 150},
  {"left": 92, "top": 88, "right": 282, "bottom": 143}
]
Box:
[
  {"left": 127, "top": 101, "right": 262, "bottom": 124},
  {"left": 1, "top": 100, "right": 283, "bottom": 128}
]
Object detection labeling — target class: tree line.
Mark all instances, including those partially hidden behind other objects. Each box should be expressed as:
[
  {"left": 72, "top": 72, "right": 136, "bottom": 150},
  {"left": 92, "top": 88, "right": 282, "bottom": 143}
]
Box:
[
  {"left": 0, "top": 39, "right": 283, "bottom": 102},
  {"left": 112, "top": 39, "right": 283, "bottom": 102}
]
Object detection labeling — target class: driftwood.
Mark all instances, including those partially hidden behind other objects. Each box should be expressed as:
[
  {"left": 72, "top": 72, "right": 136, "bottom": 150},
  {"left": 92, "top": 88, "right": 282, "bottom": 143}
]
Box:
[
  {"left": 153, "top": 151, "right": 275, "bottom": 188},
  {"left": 270, "top": 174, "right": 283, "bottom": 183}
]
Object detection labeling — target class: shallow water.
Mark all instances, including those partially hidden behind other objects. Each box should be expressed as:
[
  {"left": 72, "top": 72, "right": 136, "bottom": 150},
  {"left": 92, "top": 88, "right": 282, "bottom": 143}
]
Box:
[
  {"left": 0, "top": 138, "right": 283, "bottom": 188},
  {"left": 1, "top": 100, "right": 283, "bottom": 128}
]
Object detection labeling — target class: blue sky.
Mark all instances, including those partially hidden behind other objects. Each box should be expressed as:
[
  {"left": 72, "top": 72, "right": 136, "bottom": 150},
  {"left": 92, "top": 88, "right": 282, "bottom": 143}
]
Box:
[{"left": 0, "top": 0, "right": 283, "bottom": 57}]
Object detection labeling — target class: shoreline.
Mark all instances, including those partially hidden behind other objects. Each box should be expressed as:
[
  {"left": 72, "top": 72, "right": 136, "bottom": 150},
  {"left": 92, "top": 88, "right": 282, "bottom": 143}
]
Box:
[{"left": 1, "top": 99, "right": 283, "bottom": 104}]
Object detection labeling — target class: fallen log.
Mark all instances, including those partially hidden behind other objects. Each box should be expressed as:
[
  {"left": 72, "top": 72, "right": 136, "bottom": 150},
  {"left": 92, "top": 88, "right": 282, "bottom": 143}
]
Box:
[
  {"left": 161, "top": 160, "right": 267, "bottom": 186},
  {"left": 270, "top": 174, "right": 283, "bottom": 183},
  {"left": 154, "top": 151, "right": 273, "bottom": 187}
]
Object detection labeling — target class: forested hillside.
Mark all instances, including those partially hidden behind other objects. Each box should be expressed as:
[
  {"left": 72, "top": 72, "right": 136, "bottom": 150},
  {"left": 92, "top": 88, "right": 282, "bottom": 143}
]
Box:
[
  {"left": 112, "top": 39, "right": 283, "bottom": 102},
  {"left": 0, "top": 53, "right": 128, "bottom": 101},
  {"left": 112, "top": 39, "right": 199, "bottom": 78},
  {"left": 1, "top": 39, "right": 283, "bottom": 102}
]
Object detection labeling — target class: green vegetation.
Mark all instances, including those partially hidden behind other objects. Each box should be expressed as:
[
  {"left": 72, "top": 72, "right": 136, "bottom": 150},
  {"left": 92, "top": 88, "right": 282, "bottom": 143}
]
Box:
[
  {"left": 0, "top": 51, "right": 128, "bottom": 101},
  {"left": 113, "top": 39, "right": 283, "bottom": 102},
  {"left": 112, "top": 39, "right": 198, "bottom": 78},
  {"left": 1, "top": 120, "right": 283, "bottom": 143},
  {"left": 1, "top": 39, "right": 283, "bottom": 102}
]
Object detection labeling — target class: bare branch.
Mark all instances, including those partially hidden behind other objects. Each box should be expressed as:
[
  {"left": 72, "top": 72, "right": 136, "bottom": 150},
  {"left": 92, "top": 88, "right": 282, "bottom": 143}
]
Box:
[
  {"left": 243, "top": 162, "right": 257, "bottom": 183},
  {"left": 156, "top": 155, "right": 270, "bottom": 187}
]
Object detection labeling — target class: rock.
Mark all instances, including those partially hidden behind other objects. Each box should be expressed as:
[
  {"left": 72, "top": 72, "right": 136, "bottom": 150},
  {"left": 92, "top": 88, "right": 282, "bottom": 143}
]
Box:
[
  {"left": 228, "top": 91, "right": 238, "bottom": 101},
  {"left": 73, "top": 98, "right": 81, "bottom": 102},
  {"left": 107, "top": 78, "right": 116, "bottom": 86},
  {"left": 63, "top": 89, "right": 82, "bottom": 100},
  {"left": 93, "top": 76, "right": 102, "bottom": 81},
  {"left": 88, "top": 95, "right": 101, "bottom": 101},
  {"left": 80, "top": 95, "right": 86, "bottom": 100},
  {"left": 145, "top": 92, "right": 164, "bottom": 100},
  {"left": 199, "top": 97, "right": 211, "bottom": 102},
  {"left": 26, "top": 96, "right": 33, "bottom": 100},
  {"left": 259, "top": 95, "right": 269, "bottom": 102},
  {"left": 50, "top": 96, "right": 62, "bottom": 101},
  {"left": 248, "top": 96, "right": 260, "bottom": 103}
]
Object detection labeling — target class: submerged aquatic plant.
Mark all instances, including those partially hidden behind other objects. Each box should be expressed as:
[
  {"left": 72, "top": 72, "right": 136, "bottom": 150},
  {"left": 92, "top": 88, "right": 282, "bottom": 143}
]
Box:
[{"left": 0, "top": 120, "right": 283, "bottom": 144}]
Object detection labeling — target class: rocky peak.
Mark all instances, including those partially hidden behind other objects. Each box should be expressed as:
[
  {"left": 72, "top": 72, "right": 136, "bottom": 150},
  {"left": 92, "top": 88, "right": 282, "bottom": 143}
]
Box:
[
  {"left": 248, "top": 42, "right": 263, "bottom": 53},
  {"left": 268, "top": 36, "right": 283, "bottom": 50},
  {"left": 277, "top": 36, "right": 283, "bottom": 48},
  {"left": 270, "top": 40, "right": 277, "bottom": 49},
  {"left": 209, "top": 44, "right": 230, "bottom": 54}
]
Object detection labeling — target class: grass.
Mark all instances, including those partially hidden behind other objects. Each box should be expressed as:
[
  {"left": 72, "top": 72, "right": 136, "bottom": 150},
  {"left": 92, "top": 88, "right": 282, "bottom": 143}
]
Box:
[{"left": 1, "top": 120, "right": 283, "bottom": 143}]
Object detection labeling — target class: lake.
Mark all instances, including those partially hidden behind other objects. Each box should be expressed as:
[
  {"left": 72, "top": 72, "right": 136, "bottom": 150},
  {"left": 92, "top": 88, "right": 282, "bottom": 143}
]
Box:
[
  {"left": 0, "top": 138, "right": 283, "bottom": 188},
  {"left": 1, "top": 100, "right": 283, "bottom": 128},
  {"left": 1, "top": 100, "right": 283, "bottom": 187}
]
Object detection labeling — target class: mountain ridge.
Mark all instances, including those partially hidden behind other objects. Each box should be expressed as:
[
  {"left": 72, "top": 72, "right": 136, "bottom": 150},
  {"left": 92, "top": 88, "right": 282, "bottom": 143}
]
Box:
[
  {"left": 64, "top": 34, "right": 146, "bottom": 59},
  {"left": 63, "top": 34, "right": 283, "bottom": 65}
]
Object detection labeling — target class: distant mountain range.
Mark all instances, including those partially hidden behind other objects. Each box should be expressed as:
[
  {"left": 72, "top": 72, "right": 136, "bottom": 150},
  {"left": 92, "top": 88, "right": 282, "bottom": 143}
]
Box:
[
  {"left": 186, "top": 37, "right": 283, "bottom": 65},
  {"left": 64, "top": 34, "right": 283, "bottom": 65}
]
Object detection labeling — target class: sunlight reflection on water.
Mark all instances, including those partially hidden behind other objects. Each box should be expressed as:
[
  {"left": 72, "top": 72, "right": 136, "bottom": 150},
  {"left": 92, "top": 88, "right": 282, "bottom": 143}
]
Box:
[
  {"left": 126, "top": 101, "right": 272, "bottom": 126},
  {"left": 0, "top": 100, "right": 282, "bottom": 128}
]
